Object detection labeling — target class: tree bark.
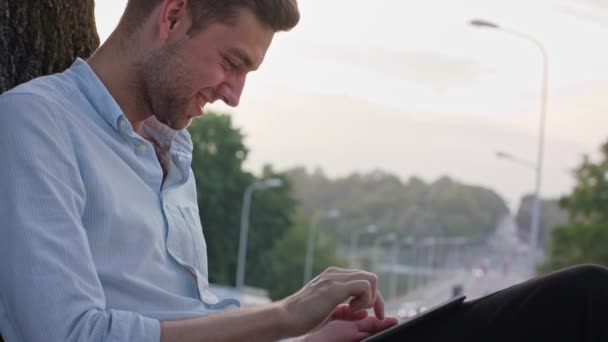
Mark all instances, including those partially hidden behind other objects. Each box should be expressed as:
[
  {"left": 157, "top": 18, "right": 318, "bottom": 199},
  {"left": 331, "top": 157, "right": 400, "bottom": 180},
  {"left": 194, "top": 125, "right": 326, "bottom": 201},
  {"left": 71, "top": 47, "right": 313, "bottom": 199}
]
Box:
[{"left": 0, "top": 0, "right": 100, "bottom": 94}]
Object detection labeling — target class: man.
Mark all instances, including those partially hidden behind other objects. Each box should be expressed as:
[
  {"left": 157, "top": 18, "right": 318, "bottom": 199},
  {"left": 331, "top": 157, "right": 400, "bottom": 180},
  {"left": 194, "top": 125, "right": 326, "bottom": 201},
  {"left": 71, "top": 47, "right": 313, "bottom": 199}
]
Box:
[
  {"left": 0, "top": 0, "right": 397, "bottom": 341},
  {"left": 2, "top": 1, "right": 608, "bottom": 342}
]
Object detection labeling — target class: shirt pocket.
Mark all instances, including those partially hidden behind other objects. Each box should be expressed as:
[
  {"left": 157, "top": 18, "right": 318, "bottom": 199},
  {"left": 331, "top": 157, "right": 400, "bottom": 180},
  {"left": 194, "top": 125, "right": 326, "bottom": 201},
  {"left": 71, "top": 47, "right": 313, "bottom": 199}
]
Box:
[{"left": 165, "top": 205, "right": 209, "bottom": 278}]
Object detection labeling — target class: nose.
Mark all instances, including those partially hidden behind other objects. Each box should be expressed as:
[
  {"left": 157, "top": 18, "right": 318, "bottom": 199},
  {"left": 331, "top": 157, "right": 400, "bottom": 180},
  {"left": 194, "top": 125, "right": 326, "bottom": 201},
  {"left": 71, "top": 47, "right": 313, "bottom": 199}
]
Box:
[{"left": 217, "top": 73, "right": 246, "bottom": 107}]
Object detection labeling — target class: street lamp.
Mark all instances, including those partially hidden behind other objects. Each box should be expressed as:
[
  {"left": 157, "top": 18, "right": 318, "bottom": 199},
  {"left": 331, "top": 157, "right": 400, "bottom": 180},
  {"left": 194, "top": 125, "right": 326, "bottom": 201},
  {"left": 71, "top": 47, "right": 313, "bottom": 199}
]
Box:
[
  {"left": 470, "top": 18, "right": 548, "bottom": 277},
  {"left": 387, "top": 236, "right": 414, "bottom": 300},
  {"left": 372, "top": 233, "right": 397, "bottom": 274},
  {"left": 303, "top": 209, "right": 340, "bottom": 286},
  {"left": 349, "top": 224, "right": 378, "bottom": 268},
  {"left": 419, "top": 237, "right": 438, "bottom": 287},
  {"left": 413, "top": 236, "right": 468, "bottom": 287},
  {"left": 496, "top": 150, "right": 537, "bottom": 170},
  {"left": 235, "top": 178, "right": 283, "bottom": 290}
]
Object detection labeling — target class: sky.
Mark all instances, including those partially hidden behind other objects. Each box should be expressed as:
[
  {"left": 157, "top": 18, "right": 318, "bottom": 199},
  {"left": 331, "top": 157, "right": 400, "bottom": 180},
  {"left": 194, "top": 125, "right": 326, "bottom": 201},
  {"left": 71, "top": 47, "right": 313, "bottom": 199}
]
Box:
[{"left": 95, "top": 0, "right": 608, "bottom": 209}]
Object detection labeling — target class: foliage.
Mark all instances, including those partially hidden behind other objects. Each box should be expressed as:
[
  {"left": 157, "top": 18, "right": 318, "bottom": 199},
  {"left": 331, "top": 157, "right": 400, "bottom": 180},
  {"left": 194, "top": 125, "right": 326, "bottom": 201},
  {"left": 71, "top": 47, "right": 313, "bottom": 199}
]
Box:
[
  {"left": 541, "top": 223, "right": 608, "bottom": 272},
  {"left": 286, "top": 168, "right": 509, "bottom": 244},
  {"left": 258, "top": 214, "right": 348, "bottom": 300},
  {"left": 189, "top": 113, "right": 296, "bottom": 288},
  {"left": 542, "top": 141, "right": 608, "bottom": 271},
  {"left": 515, "top": 196, "right": 568, "bottom": 248}
]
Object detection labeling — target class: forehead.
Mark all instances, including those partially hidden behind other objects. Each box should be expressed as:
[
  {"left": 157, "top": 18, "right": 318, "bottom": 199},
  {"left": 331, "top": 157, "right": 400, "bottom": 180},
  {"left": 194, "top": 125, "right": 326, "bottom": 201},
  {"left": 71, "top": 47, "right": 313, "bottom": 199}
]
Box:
[{"left": 188, "top": 10, "right": 275, "bottom": 70}]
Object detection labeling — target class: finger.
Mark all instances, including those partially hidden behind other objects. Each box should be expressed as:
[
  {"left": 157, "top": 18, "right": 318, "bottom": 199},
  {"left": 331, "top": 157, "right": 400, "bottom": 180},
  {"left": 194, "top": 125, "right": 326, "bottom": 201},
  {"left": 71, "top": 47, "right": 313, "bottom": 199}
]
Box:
[
  {"left": 321, "top": 267, "right": 377, "bottom": 278},
  {"left": 319, "top": 266, "right": 359, "bottom": 276},
  {"left": 345, "top": 279, "right": 373, "bottom": 311},
  {"left": 332, "top": 304, "right": 369, "bottom": 321},
  {"left": 334, "top": 270, "right": 378, "bottom": 309},
  {"left": 355, "top": 316, "right": 399, "bottom": 334},
  {"left": 372, "top": 290, "right": 385, "bottom": 320},
  {"left": 349, "top": 309, "right": 369, "bottom": 321}
]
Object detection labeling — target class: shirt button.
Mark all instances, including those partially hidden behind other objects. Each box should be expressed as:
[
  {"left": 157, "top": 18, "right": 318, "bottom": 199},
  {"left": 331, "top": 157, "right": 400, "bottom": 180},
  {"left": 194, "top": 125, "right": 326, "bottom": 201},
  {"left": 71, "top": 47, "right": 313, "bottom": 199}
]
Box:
[
  {"left": 136, "top": 144, "right": 147, "bottom": 155},
  {"left": 119, "top": 119, "right": 128, "bottom": 131}
]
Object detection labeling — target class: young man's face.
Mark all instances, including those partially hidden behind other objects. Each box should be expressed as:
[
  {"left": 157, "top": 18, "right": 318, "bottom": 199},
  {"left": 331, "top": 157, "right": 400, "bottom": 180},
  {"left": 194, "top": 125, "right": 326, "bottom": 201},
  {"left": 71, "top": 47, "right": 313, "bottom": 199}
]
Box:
[{"left": 136, "top": 9, "right": 274, "bottom": 130}]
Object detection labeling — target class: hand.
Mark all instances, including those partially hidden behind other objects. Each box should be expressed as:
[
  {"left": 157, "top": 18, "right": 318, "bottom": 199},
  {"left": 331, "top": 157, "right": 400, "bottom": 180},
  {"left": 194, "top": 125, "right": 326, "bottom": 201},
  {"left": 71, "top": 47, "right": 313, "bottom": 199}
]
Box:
[
  {"left": 304, "top": 305, "right": 398, "bottom": 341},
  {"left": 279, "top": 267, "right": 387, "bottom": 337}
]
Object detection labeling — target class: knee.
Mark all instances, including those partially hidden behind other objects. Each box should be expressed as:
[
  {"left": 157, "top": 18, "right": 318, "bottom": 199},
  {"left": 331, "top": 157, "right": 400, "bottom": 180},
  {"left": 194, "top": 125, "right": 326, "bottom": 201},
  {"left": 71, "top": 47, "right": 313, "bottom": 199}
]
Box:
[{"left": 560, "top": 264, "right": 608, "bottom": 283}]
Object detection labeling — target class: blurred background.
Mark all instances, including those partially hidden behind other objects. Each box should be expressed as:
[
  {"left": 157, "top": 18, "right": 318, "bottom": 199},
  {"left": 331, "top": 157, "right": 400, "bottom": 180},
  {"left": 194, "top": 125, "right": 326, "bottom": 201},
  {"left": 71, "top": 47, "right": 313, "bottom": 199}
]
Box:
[{"left": 93, "top": 0, "right": 608, "bottom": 318}]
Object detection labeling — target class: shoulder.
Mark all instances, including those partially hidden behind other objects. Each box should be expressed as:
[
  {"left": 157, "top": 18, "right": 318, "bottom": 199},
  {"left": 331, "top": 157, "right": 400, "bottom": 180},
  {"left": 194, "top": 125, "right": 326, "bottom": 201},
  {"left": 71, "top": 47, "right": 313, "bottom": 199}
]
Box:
[
  {"left": 0, "top": 71, "right": 78, "bottom": 115},
  {"left": 0, "top": 78, "right": 82, "bottom": 155},
  {"left": 0, "top": 67, "right": 88, "bottom": 141}
]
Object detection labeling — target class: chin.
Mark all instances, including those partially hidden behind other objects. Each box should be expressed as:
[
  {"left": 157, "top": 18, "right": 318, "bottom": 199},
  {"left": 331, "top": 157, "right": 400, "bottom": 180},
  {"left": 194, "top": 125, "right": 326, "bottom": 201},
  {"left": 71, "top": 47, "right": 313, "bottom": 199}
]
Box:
[
  {"left": 159, "top": 113, "right": 192, "bottom": 130},
  {"left": 177, "top": 118, "right": 194, "bottom": 130}
]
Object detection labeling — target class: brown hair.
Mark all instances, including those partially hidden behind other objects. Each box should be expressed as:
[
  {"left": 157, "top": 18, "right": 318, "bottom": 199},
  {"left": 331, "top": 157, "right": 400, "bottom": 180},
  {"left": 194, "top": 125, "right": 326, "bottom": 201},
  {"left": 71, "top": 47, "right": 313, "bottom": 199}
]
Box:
[{"left": 120, "top": 0, "right": 300, "bottom": 36}]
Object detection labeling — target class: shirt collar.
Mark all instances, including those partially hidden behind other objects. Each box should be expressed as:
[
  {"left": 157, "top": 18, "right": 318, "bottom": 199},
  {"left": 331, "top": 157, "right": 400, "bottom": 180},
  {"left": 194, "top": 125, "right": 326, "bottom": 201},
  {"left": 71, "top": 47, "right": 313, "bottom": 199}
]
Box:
[
  {"left": 67, "top": 58, "right": 193, "bottom": 158},
  {"left": 140, "top": 116, "right": 193, "bottom": 159},
  {"left": 68, "top": 58, "right": 124, "bottom": 131}
]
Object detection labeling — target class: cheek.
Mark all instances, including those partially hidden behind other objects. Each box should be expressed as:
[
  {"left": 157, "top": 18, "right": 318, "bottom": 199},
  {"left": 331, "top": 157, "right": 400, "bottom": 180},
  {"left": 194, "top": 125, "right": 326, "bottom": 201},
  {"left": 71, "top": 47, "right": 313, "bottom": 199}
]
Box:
[
  {"left": 194, "top": 68, "right": 225, "bottom": 89},
  {"left": 158, "top": 70, "right": 196, "bottom": 104}
]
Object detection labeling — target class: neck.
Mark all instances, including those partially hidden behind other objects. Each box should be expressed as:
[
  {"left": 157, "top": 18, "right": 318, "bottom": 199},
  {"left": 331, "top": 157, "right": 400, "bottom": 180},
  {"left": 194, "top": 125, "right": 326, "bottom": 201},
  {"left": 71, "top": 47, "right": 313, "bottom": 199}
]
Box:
[{"left": 87, "top": 33, "right": 152, "bottom": 130}]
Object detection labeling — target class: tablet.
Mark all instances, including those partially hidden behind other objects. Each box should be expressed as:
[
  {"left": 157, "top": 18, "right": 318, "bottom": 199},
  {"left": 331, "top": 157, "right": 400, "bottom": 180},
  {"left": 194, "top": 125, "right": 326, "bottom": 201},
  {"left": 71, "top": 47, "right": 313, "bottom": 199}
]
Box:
[{"left": 361, "top": 295, "right": 466, "bottom": 341}]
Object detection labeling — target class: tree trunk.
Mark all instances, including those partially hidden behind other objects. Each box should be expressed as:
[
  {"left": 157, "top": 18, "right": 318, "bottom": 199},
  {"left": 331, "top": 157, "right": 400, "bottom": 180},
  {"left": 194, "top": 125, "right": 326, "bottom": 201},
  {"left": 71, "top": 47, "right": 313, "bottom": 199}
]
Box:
[{"left": 0, "top": 0, "right": 100, "bottom": 94}]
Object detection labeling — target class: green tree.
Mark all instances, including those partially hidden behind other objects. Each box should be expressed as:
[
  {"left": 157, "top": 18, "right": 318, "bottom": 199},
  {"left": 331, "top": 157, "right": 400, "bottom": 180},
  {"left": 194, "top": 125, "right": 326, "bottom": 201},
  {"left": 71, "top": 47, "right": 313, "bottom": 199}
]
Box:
[
  {"left": 515, "top": 196, "right": 567, "bottom": 249},
  {"left": 259, "top": 214, "right": 348, "bottom": 300},
  {"left": 188, "top": 113, "right": 295, "bottom": 288},
  {"left": 542, "top": 141, "right": 608, "bottom": 271},
  {"left": 287, "top": 168, "right": 509, "bottom": 243}
]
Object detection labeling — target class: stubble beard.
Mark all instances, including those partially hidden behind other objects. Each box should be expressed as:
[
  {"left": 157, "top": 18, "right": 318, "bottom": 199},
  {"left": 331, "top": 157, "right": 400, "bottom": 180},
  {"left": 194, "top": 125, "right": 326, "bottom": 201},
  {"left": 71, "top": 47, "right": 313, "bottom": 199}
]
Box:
[{"left": 134, "top": 42, "right": 193, "bottom": 130}]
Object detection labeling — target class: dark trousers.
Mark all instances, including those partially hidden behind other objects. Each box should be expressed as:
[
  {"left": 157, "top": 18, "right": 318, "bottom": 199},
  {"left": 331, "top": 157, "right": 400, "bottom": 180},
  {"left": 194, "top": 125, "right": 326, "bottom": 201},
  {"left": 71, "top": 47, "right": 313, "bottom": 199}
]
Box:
[{"left": 384, "top": 264, "right": 608, "bottom": 341}]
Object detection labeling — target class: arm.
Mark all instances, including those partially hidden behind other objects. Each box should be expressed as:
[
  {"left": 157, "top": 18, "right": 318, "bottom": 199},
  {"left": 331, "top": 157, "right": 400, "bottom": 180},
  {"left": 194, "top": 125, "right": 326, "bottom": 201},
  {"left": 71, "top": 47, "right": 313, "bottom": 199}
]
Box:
[
  {"left": 160, "top": 267, "right": 392, "bottom": 342},
  {"left": 0, "top": 93, "right": 159, "bottom": 341},
  {"left": 160, "top": 302, "right": 288, "bottom": 341}
]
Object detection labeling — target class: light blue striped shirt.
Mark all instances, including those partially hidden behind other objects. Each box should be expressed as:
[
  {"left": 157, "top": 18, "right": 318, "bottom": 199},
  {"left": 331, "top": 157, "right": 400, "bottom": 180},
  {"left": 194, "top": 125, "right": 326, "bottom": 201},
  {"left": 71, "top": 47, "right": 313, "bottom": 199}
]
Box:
[{"left": 0, "top": 58, "right": 239, "bottom": 342}]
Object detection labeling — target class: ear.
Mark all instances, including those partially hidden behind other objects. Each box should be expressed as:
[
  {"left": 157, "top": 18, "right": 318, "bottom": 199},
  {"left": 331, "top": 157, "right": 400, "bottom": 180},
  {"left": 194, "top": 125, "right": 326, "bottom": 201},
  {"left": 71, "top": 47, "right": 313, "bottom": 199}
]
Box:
[{"left": 157, "top": 0, "right": 192, "bottom": 41}]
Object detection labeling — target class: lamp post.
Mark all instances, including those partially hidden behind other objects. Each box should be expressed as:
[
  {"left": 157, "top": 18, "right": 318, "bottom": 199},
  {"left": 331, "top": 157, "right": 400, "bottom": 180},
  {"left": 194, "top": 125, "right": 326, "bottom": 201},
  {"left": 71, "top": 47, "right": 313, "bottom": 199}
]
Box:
[
  {"left": 409, "top": 240, "right": 426, "bottom": 292},
  {"left": 372, "top": 233, "right": 397, "bottom": 274},
  {"left": 415, "top": 236, "right": 468, "bottom": 287},
  {"left": 303, "top": 209, "right": 340, "bottom": 286},
  {"left": 433, "top": 237, "right": 468, "bottom": 270},
  {"left": 496, "top": 151, "right": 537, "bottom": 170},
  {"left": 235, "top": 178, "right": 283, "bottom": 290},
  {"left": 388, "top": 236, "right": 414, "bottom": 300},
  {"left": 349, "top": 224, "right": 378, "bottom": 268},
  {"left": 470, "top": 19, "right": 548, "bottom": 277},
  {"left": 420, "top": 237, "right": 437, "bottom": 286},
  {"left": 371, "top": 233, "right": 397, "bottom": 298}
]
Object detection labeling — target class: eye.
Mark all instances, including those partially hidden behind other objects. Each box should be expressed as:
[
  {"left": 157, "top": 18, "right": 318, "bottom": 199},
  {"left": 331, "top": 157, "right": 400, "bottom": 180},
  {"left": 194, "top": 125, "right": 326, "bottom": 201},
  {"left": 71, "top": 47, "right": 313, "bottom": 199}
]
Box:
[{"left": 223, "top": 57, "right": 239, "bottom": 71}]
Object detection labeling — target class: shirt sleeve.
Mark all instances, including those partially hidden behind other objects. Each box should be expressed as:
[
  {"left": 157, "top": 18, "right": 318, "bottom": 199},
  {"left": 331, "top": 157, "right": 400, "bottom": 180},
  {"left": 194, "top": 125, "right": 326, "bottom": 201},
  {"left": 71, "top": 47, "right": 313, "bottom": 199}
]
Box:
[{"left": 0, "top": 93, "right": 161, "bottom": 342}]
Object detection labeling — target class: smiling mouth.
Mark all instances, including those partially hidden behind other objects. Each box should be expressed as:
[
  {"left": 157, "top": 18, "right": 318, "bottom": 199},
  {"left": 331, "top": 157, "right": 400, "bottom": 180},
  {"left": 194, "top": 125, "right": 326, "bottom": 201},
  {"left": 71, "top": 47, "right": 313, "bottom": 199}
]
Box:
[
  {"left": 191, "top": 94, "right": 208, "bottom": 118},
  {"left": 195, "top": 93, "right": 203, "bottom": 105}
]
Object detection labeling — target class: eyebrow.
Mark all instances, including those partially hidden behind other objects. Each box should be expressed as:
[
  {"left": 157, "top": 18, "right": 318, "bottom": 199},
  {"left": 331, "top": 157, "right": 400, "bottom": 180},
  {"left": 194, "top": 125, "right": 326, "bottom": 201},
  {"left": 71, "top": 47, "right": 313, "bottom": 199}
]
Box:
[{"left": 228, "top": 47, "right": 256, "bottom": 70}]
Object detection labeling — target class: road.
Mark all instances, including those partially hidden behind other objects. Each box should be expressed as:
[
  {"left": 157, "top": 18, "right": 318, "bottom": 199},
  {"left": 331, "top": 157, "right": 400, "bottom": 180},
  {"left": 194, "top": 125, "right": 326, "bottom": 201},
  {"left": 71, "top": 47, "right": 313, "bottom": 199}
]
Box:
[{"left": 384, "top": 214, "right": 532, "bottom": 317}]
